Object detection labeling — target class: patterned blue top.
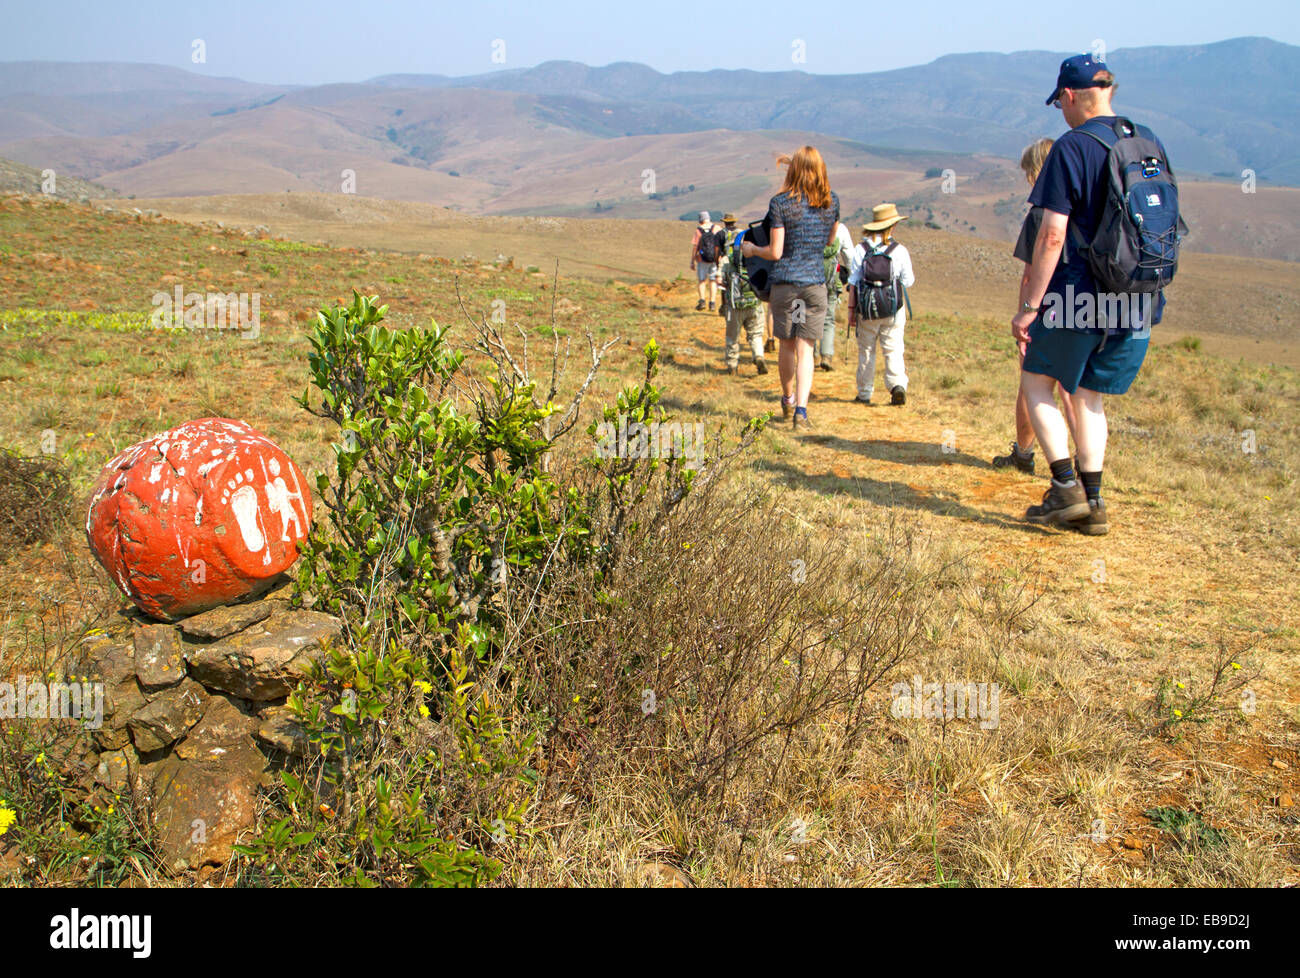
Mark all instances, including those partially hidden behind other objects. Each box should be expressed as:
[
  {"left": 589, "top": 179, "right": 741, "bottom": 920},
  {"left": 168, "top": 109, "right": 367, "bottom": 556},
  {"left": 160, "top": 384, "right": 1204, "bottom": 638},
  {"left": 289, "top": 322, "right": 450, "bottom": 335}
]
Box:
[{"left": 766, "top": 189, "right": 841, "bottom": 286}]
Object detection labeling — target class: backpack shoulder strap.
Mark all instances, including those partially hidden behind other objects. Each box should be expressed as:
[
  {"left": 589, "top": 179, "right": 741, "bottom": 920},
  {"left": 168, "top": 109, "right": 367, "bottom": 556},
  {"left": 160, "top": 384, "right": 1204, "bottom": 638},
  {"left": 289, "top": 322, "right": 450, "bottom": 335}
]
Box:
[
  {"left": 1074, "top": 117, "right": 1120, "bottom": 152},
  {"left": 884, "top": 241, "right": 899, "bottom": 256},
  {"left": 1065, "top": 119, "right": 1138, "bottom": 253}
]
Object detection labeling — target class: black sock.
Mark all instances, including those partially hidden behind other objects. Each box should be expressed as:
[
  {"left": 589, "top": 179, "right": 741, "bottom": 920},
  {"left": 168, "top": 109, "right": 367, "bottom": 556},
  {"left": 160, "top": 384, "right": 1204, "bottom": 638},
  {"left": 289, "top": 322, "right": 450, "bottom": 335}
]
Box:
[
  {"left": 1049, "top": 457, "right": 1076, "bottom": 485},
  {"left": 1079, "top": 469, "right": 1102, "bottom": 502}
]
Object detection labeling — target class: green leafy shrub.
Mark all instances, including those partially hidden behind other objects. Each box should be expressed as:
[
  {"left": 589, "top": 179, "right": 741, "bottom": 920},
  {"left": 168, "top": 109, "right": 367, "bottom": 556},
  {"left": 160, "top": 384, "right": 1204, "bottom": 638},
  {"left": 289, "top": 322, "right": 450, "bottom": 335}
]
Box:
[
  {"left": 235, "top": 629, "right": 533, "bottom": 886},
  {"left": 256, "top": 290, "right": 737, "bottom": 884},
  {"left": 295, "top": 291, "right": 573, "bottom": 655},
  {"left": 242, "top": 289, "right": 779, "bottom": 885}
]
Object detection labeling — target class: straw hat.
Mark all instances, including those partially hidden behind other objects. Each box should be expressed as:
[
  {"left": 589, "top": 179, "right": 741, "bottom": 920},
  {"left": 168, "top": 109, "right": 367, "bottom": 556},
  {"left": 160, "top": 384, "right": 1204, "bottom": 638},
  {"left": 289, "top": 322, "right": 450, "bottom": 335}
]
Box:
[
  {"left": 722, "top": 212, "right": 737, "bottom": 225},
  {"left": 863, "top": 203, "right": 908, "bottom": 232}
]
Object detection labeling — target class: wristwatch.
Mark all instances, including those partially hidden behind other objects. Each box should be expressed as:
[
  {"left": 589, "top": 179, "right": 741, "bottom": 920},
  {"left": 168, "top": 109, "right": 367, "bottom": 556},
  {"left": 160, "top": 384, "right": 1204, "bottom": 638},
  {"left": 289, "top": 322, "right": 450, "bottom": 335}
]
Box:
[{"left": 1021, "top": 302, "right": 1040, "bottom": 313}]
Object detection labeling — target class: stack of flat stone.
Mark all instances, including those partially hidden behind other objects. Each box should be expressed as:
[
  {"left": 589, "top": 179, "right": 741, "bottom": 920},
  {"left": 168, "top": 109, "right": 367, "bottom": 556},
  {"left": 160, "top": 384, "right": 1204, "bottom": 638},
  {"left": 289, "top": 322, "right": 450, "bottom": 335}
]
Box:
[{"left": 67, "top": 578, "right": 341, "bottom": 872}]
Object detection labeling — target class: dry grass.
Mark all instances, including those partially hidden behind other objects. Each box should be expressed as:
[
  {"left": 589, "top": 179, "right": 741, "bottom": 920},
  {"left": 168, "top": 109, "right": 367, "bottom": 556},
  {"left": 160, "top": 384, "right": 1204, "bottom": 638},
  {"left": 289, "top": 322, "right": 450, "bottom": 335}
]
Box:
[{"left": 0, "top": 194, "right": 1297, "bottom": 886}]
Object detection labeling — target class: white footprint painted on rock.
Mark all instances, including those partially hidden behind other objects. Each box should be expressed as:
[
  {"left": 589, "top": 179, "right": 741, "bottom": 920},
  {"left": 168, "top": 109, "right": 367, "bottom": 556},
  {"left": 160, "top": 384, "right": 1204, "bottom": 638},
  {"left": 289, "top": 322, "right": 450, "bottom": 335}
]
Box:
[
  {"left": 262, "top": 456, "right": 306, "bottom": 542},
  {"left": 220, "top": 472, "right": 266, "bottom": 555}
]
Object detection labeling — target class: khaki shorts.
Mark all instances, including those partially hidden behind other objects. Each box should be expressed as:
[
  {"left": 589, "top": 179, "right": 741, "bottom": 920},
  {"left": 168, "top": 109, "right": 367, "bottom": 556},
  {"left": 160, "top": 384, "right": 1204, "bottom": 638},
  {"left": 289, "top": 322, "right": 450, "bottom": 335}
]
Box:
[
  {"left": 769, "top": 282, "right": 827, "bottom": 342},
  {"left": 696, "top": 262, "right": 719, "bottom": 282}
]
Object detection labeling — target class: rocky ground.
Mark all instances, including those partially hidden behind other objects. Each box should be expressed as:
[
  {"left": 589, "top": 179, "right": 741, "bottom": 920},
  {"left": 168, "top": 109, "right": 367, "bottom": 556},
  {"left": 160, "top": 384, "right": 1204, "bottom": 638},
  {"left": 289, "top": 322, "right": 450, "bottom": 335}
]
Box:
[{"left": 61, "top": 578, "right": 336, "bottom": 875}]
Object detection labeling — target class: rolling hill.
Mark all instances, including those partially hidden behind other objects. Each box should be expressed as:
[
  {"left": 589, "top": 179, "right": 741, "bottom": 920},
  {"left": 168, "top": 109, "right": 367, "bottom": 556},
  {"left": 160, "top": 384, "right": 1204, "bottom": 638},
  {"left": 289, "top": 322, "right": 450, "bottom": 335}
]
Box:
[
  {"left": 0, "top": 156, "right": 118, "bottom": 199},
  {"left": 1, "top": 38, "right": 1297, "bottom": 261}
]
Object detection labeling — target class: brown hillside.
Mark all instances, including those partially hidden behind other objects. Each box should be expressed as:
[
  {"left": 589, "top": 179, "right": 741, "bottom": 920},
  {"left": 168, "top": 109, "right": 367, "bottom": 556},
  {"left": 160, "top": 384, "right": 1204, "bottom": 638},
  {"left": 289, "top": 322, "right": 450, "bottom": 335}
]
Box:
[{"left": 109, "top": 192, "right": 1300, "bottom": 367}]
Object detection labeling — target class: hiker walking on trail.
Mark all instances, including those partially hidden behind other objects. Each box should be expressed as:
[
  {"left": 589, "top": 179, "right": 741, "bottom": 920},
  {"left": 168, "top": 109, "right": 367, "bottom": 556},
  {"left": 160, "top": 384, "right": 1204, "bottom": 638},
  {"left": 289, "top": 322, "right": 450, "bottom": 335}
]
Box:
[
  {"left": 740, "top": 145, "right": 840, "bottom": 432},
  {"left": 719, "top": 213, "right": 768, "bottom": 376},
  {"left": 847, "top": 204, "right": 914, "bottom": 406},
  {"left": 690, "top": 211, "right": 725, "bottom": 311},
  {"left": 818, "top": 220, "right": 855, "bottom": 372},
  {"left": 993, "top": 138, "right": 1078, "bottom": 473},
  {"left": 1011, "top": 54, "right": 1187, "bottom": 535}
]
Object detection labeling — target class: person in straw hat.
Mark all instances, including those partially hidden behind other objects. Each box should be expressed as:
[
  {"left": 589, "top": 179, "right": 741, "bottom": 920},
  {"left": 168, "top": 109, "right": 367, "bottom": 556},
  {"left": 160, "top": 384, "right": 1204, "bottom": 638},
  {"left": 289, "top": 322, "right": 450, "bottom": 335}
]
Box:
[{"left": 847, "top": 203, "right": 915, "bottom": 406}]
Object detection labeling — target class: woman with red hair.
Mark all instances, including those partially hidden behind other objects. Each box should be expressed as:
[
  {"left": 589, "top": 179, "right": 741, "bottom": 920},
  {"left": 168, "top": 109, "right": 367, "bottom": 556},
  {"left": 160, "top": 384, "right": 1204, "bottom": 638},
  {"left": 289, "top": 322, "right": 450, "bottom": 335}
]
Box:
[{"left": 741, "top": 146, "right": 841, "bottom": 431}]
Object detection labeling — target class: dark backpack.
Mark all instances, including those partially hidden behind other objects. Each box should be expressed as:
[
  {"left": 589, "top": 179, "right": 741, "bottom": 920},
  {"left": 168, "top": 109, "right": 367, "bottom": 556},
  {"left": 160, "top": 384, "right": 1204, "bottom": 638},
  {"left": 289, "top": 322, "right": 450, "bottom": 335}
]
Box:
[
  {"left": 823, "top": 245, "right": 843, "bottom": 298},
  {"left": 697, "top": 228, "right": 724, "bottom": 263},
  {"left": 724, "top": 239, "right": 759, "bottom": 311},
  {"left": 856, "top": 242, "right": 903, "bottom": 319},
  {"left": 1071, "top": 116, "right": 1189, "bottom": 295},
  {"left": 742, "top": 218, "right": 774, "bottom": 302}
]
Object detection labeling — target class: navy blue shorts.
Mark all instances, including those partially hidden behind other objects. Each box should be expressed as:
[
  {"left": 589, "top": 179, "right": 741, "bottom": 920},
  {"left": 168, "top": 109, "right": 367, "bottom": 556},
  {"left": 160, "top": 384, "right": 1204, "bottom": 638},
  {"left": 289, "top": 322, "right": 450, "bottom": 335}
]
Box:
[{"left": 1022, "top": 317, "right": 1150, "bottom": 395}]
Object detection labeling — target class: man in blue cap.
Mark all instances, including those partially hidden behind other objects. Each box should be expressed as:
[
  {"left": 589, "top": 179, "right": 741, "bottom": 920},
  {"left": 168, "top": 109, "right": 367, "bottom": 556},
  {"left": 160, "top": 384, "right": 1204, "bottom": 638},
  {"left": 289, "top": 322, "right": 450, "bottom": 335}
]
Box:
[{"left": 1009, "top": 54, "right": 1174, "bottom": 536}]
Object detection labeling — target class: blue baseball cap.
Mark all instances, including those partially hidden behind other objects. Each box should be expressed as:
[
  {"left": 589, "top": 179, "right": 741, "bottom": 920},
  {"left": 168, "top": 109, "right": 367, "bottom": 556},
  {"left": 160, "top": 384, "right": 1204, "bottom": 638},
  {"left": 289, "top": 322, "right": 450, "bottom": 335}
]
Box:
[{"left": 1046, "top": 54, "right": 1111, "bottom": 105}]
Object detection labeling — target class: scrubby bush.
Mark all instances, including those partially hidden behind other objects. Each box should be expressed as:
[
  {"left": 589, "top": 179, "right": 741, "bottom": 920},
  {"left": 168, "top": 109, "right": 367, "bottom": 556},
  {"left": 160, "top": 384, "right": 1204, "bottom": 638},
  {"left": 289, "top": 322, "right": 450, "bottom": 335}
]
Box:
[
  {"left": 248, "top": 288, "right": 919, "bottom": 886},
  {"left": 248, "top": 290, "right": 748, "bottom": 884},
  {"left": 0, "top": 449, "right": 71, "bottom": 553},
  {"left": 294, "top": 291, "right": 567, "bottom": 653}
]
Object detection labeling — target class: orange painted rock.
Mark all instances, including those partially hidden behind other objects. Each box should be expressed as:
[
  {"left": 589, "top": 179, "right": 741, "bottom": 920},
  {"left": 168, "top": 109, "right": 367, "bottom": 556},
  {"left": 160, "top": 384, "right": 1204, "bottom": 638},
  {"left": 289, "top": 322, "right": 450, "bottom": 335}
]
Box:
[{"left": 86, "top": 418, "right": 312, "bottom": 621}]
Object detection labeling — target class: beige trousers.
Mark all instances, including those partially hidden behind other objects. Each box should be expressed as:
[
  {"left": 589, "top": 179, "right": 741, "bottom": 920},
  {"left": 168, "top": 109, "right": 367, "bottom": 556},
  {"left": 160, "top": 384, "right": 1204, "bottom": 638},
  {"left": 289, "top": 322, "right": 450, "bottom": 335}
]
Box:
[{"left": 855, "top": 309, "right": 908, "bottom": 399}]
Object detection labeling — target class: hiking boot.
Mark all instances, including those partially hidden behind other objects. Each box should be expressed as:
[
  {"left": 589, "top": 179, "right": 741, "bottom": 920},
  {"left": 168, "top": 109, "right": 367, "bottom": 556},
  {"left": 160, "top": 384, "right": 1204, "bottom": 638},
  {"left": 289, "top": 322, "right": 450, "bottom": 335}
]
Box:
[
  {"left": 1025, "top": 480, "right": 1090, "bottom": 527},
  {"left": 819, "top": 357, "right": 833, "bottom": 371},
  {"left": 1073, "top": 498, "right": 1109, "bottom": 536},
  {"left": 765, "top": 337, "right": 777, "bottom": 354},
  {"left": 708, "top": 300, "right": 715, "bottom": 312},
  {"left": 781, "top": 396, "right": 793, "bottom": 419},
  {"left": 890, "top": 385, "right": 906, "bottom": 405},
  {"left": 754, "top": 357, "right": 768, "bottom": 375},
  {"left": 695, "top": 300, "right": 706, "bottom": 311},
  {"left": 726, "top": 364, "right": 739, "bottom": 376},
  {"left": 793, "top": 412, "right": 812, "bottom": 432},
  {"left": 992, "top": 442, "right": 1035, "bottom": 474},
  {"left": 854, "top": 395, "right": 871, "bottom": 405}
]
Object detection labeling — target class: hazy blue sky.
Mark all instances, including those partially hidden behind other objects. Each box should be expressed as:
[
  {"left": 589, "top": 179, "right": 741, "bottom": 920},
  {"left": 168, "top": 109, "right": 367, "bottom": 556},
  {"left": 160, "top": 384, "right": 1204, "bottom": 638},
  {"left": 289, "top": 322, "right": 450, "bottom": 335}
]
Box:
[{"left": 3, "top": 0, "right": 1297, "bottom": 84}]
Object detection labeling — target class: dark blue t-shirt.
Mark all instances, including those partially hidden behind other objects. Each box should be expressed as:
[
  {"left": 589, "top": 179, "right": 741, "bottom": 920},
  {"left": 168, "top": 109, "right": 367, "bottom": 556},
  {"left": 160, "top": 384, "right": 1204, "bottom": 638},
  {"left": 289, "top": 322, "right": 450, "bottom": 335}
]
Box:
[{"left": 766, "top": 189, "right": 840, "bottom": 287}]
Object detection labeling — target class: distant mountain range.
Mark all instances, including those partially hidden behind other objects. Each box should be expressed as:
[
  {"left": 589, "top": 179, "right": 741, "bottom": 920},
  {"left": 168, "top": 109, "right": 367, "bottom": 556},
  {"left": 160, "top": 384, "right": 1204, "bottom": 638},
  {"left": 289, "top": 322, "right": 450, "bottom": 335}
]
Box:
[
  {"left": 0, "top": 38, "right": 1296, "bottom": 260},
  {"left": 1, "top": 37, "right": 1296, "bottom": 182},
  {"left": 371, "top": 36, "right": 1299, "bottom": 183}
]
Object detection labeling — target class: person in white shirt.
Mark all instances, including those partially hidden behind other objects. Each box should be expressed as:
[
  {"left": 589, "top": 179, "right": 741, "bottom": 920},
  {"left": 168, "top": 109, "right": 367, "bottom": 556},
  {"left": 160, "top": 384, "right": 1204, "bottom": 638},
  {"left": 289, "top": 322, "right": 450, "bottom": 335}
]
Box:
[
  {"left": 847, "top": 204, "right": 915, "bottom": 405},
  {"left": 818, "top": 221, "right": 856, "bottom": 371}
]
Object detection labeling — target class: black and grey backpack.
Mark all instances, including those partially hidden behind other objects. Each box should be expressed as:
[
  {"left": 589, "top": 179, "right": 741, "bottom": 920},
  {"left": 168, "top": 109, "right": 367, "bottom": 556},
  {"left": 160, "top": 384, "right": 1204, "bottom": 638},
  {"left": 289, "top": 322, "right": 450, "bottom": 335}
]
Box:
[
  {"left": 1071, "top": 116, "right": 1189, "bottom": 294},
  {"left": 856, "top": 242, "right": 903, "bottom": 319}
]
